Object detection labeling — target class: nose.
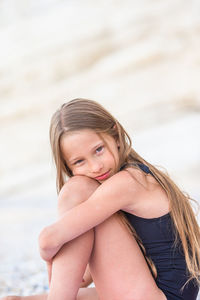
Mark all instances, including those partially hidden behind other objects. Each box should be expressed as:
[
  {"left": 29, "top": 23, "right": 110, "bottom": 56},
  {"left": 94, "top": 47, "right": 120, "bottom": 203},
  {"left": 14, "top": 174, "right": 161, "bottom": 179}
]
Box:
[{"left": 89, "top": 158, "right": 103, "bottom": 173}]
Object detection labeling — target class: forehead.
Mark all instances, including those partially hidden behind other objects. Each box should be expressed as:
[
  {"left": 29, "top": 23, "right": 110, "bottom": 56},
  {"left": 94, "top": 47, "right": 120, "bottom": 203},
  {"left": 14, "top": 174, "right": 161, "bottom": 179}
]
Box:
[{"left": 61, "top": 129, "right": 102, "bottom": 146}]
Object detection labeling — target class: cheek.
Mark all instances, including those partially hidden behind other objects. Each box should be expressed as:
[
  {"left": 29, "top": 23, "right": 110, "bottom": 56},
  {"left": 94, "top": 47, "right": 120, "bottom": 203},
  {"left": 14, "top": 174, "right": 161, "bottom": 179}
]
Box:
[
  {"left": 106, "top": 150, "right": 119, "bottom": 166},
  {"left": 71, "top": 166, "right": 85, "bottom": 176},
  {"left": 71, "top": 168, "right": 78, "bottom": 175}
]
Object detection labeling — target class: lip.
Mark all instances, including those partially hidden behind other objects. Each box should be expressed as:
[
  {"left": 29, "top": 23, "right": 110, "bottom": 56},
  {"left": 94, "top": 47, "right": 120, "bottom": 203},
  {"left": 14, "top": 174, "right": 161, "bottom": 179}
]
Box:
[{"left": 95, "top": 170, "right": 110, "bottom": 181}]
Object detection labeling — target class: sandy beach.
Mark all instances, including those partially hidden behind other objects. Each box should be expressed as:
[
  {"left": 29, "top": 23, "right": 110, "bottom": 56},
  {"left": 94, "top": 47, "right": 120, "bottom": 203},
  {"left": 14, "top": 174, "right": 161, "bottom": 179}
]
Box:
[{"left": 0, "top": 0, "right": 200, "bottom": 297}]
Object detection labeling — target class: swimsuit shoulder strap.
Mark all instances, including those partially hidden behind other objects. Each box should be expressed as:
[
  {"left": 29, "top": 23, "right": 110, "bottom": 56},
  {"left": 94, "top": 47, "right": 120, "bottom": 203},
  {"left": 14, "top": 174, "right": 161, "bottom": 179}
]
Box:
[{"left": 120, "top": 162, "right": 153, "bottom": 175}]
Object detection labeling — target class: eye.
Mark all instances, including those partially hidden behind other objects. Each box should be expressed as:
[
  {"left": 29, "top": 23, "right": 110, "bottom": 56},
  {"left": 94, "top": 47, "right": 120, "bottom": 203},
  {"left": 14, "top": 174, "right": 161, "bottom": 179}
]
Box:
[
  {"left": 96, "top": 145, "right": 104, "bottom": 154},
  {"left": 74, "top": 159, "right": 83, "bottom": 166}
]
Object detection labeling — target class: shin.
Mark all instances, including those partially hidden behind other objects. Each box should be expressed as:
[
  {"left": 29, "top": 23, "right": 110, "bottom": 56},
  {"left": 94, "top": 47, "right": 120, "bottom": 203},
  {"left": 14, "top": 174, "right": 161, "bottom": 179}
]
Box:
[{"left": 47, "top": 176, "right": 99, "bottom": 300}]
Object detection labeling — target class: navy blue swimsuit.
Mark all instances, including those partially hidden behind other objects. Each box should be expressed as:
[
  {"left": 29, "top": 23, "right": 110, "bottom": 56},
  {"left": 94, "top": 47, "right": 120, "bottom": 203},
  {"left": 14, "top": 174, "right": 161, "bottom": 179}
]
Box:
[{"left": 122, "top": 164, "right": 199, "bottom": 300}]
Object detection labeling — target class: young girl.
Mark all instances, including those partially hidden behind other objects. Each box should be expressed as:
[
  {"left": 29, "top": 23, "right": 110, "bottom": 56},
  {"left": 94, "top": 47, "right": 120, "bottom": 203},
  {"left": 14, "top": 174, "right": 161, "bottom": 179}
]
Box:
[{"left": 2, "top": 98, "right": 200, "bottom": 300}]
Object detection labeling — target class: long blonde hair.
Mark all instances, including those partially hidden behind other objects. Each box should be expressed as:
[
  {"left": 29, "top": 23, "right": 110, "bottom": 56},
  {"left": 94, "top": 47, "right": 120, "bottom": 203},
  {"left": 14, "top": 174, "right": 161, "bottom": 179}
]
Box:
[{"left": 50, "top": 98, "right": 200, "bottom": 284}]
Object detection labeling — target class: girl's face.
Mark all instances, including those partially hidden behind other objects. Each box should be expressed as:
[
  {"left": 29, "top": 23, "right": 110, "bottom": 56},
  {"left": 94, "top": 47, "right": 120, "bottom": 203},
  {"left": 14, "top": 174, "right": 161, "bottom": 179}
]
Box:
[{"left": 60, "top": 129, "right": 120, "bottom": 183}]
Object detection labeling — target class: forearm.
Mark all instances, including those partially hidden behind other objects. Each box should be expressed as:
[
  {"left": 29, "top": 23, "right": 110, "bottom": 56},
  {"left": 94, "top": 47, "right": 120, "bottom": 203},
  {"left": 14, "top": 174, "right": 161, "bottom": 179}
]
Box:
[
  {"left": 39, "top": 207, "right": 91, "bottom": 261},
  {"left": 39, "top": 188, "right": 119, "bottom": 261}
]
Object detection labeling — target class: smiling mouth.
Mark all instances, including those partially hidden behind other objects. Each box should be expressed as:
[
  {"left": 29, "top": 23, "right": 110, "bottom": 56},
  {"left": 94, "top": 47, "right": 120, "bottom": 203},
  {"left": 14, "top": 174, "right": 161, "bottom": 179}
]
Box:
[{"left": 95, "top": 170, "right": 110, "bottom": 181}]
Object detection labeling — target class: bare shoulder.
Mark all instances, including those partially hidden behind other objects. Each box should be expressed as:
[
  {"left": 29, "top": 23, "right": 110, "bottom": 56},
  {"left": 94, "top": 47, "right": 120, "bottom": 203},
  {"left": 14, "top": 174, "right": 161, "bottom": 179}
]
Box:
[
  {"left": 120, "top": 166, "right": 160, "bottom": 190},
  {"left": 117, "top": 167, "right": 170, "bottom": 217},
  {"left": 104, "top": 168, "right": 150, "bottom": 190},
  {"left": 100, "top": 169, "right": 145, "bottom": 200}
]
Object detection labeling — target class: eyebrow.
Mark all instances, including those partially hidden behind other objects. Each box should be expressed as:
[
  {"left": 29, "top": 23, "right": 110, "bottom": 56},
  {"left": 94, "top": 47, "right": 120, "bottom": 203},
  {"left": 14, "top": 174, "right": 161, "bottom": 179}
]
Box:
[{"left": 68, "top": 141, "right": 103, "bottom": 164}]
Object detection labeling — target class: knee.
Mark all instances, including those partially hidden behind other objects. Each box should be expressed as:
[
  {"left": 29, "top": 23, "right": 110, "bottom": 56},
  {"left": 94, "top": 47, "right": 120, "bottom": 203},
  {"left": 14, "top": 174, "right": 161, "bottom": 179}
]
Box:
[
  {"left": 58, "top": 176, "right": 100, "bottom": 215},
  {"left": 61, "top": 176, "right": 100, "bottom": 201}
]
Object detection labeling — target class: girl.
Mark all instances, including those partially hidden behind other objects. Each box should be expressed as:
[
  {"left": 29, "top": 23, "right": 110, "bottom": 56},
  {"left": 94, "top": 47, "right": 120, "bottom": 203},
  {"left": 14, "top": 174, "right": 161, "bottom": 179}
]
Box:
[{"left": 2, "top": 98, "right": 200, "bottom": 300}]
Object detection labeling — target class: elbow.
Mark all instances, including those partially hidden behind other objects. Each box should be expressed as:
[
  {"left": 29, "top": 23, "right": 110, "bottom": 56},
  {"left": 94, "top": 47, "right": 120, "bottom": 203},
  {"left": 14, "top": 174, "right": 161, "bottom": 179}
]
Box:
[
  {"left": 38, "top": 226, "right": 58, "bottom": 260},
  {"left": 39, "top": 227, "right": 51, "bottom": 251}
]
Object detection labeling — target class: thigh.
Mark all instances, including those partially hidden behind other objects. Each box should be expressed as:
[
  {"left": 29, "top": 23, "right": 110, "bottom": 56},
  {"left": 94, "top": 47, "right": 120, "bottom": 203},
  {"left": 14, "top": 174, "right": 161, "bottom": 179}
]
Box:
[
  {"left": 77, "top": 288, "right": 99, "bottom": 300},
  {"left": 89, "top": 213, "right": 167, "bottom": 300}
]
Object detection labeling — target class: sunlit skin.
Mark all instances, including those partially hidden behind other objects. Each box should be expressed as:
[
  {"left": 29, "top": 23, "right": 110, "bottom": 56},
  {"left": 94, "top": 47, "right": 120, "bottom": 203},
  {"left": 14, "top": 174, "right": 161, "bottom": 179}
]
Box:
[
  {"left": 60, "top": 129, "right": 120, "bottom": 183},
  {"left": 0, "top": 133, "right": 169, "bottom": 299}
]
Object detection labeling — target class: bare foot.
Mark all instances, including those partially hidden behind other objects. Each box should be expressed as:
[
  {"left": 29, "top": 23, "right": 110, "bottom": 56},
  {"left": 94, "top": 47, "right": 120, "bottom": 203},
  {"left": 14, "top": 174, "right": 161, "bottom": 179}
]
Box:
[
  {"left": 0, "top": 297, "right": 21, "bottom": 300},
  {"left": 0, "top": 295, "right": 47, "bottom": 300},
  {"left": 0, "top": 296, "right": 46, "bottom": 300}
]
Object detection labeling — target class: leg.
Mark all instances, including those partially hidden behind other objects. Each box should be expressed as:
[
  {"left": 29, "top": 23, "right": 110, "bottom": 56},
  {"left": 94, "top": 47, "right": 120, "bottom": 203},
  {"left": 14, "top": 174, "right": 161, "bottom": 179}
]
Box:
[
  {"left": 0, "top": 288, "right": 99, "bottom": 300},
  {"left": 47, "top": 176, "right": 100, "bottom": 300},
  {"left": 89, "top": 213, "right": 167, "bottom": 300},
  {"left": 1, "top": 177, "right": 166, "bottom": 300},
  {"left": 47, "top": 230, "right": 94, "bottom": 300},
  {"left": 1, "top": 177, "right": 100, "bottom": 300}
]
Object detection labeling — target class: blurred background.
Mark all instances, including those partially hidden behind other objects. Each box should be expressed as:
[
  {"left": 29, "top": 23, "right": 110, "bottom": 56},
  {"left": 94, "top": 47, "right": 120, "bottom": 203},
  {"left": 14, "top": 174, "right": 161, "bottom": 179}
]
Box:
[{"left": 0, "top": 0, "right": 200, "bottom": 296}]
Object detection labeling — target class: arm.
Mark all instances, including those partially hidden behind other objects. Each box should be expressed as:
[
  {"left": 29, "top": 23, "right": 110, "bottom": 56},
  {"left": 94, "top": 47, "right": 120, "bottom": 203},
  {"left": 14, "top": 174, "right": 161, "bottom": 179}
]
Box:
[{"left": 39, "top": 171, "right": 139, "bottom": 261}]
